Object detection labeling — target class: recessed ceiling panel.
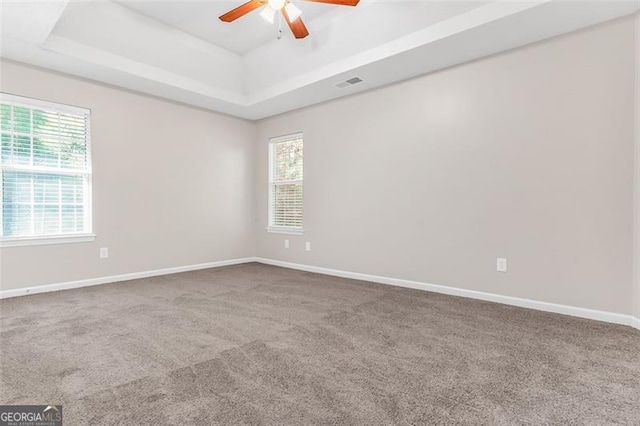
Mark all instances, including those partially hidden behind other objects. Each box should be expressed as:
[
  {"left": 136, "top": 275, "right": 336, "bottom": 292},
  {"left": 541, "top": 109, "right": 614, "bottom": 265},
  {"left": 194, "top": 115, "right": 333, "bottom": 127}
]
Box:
[
  {"left": 52, "top": 1, "right": 244, "bottom": 93},
  {"left": 117, "top": 0, "right": 338, "bottom": 54}
]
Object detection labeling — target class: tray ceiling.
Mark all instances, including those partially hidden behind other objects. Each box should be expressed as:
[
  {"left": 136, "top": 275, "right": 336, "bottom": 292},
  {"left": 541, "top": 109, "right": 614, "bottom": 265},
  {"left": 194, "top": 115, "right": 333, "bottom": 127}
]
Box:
[{"left": 1, "top": 0, "right": 639, "bottom": 120}]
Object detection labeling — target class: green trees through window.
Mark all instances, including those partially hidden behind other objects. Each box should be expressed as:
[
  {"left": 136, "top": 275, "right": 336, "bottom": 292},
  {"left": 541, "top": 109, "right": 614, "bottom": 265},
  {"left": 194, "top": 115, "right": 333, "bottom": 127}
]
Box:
[{"left": 269, "top": 134, "right": 303, "bottom": 230}]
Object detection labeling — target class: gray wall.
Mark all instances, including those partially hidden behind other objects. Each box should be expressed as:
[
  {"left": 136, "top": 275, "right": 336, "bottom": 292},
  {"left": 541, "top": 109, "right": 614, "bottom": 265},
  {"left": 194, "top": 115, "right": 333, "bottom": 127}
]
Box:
[
  {"left": 0, "top": 60, "right": 256, "bottom": 290},
  {"left": 634, "top": 13, "right": 640, "bottom": 321},
  {"left": 255, "top": 17, "right": 637, "bottom": 316},
  {"left": 1, "top": 16, "right": 637, "bottom": 319}
]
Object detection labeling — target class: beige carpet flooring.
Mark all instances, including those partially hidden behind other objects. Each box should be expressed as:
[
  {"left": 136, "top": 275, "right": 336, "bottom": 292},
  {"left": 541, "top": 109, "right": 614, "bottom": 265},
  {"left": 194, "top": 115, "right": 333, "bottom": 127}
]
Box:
[{"left": 1, "top": 262, "right": 639, "bottom": 425}]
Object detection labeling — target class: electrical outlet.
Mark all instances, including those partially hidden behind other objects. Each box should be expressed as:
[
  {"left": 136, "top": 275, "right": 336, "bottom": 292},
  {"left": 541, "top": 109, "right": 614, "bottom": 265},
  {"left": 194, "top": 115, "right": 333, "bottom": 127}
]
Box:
[
  {"left": 284, "top": 239, "right": 290, "bottom": 249},
  {"left": 99, "top": 247, "right": 109, "bottom": 259},
  {"left": 305, "top": 242, "right": 311, "bottom": 252},
  {"left": 496, "top": 258, "right": 507, "bottom": 273}
]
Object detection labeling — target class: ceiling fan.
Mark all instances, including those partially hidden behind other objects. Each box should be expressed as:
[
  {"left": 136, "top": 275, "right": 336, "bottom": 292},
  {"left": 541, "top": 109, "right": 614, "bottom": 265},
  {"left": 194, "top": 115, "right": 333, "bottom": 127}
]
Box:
[{"left": 219, "top": 0, "right": 360, "bottom": 40}]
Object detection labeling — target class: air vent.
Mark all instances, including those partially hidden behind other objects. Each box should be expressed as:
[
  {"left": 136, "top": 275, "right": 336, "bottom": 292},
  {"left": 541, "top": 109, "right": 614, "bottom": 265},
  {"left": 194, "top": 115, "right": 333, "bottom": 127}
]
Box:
[{"left": 335, "top": 77, "right": 363, "bottom": 88}]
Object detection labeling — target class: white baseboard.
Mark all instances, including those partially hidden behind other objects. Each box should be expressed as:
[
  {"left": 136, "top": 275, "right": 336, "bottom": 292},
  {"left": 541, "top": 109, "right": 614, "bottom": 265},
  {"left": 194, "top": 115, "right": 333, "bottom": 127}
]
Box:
[
  {"left": 0, "top": 257, "right": 255, "bottom": 299},
  {"left": 2, "top": 255, "right": 639, "bottom": 331},
  {"left": 254, "top": 257, "right": 639, "bottom": 329}
]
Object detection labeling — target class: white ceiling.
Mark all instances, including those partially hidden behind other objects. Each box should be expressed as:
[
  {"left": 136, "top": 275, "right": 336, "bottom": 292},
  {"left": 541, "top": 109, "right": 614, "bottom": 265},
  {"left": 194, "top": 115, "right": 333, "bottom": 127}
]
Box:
[
  {"left": 119, "top": 1, "right": 339, "bottom": 55},
  {"left": 1, "top": 0, "right": 639, "bottom": 120}
]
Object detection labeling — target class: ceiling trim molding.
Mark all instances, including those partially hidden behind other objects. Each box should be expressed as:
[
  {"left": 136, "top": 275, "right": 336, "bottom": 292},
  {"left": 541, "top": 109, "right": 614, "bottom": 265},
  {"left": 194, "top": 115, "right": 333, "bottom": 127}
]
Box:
[
  {"left": 1, "top": 0, "right": 638, "bottom": 119},
  {"left": 42, "top": 34, "right": 246, "bottom": 105},
  {"left": 246, "top": 0, "right": 552, "bottom": 104}
]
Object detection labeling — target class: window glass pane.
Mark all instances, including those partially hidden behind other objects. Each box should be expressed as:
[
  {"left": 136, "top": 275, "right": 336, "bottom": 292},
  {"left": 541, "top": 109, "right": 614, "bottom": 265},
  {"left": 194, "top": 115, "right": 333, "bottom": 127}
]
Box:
[
  {"left": 33, "top": 204, "right": 44, "bottom": 235},
  {"left": 272, "top": 183, "right": 303, "bottom": 227},
  {"left": 274, "top": 139, "right": 303, "bottom": 182},
  {"left": 3, "top": 171, "right": 32, "bottom": 203},
  {"left": 61, "top": 205, "right": 79, "bottom": 233},
  {"left": 13, "top": 135, "right": 31, "bottom": 165},
  {"left": 33, "top": 135, "right": 60, "bottom": 168},
  {"left": 75, "top": 205, "right": 84, "bottom": 231},
  {"left": 2, "top": 170, "right": 85, "bottom": 237},
  {"left": 2, "top": 104, "right": 88, "bottom": 172},
  {"left": 0, "top": 104, "right": 11, "bottom": 130},
  {"left": 3, "top": 204, "right": 31, "bottom": 237},
  {"left": 270, "top": 135, "right": 303, "bottom": 229},
  {"left": 33, "top": 109, "right": 58, "bottom": 138},
  {"left": 43, "top": 205, "right": 60, "bottom": 234},
  {"left": 1, "top": 96, "right": 90, "bottom": 239},
  {"left": 60, "top": 138, "right": 87, "bottom": 170},
  {"left": 12, "top": 106, "right": 31, "bottom": 134},
  {"left": 35, "top": 174, "right": 61, "bottom": 204},
  {"left": 1, "top": 133, "right": 12, "bottom": 163},
  {"left": 61, "top": 175, "right": 76, "bottom": 203},
  {"left": 59, "top": 114, "right": 86, "bottom": 139}
]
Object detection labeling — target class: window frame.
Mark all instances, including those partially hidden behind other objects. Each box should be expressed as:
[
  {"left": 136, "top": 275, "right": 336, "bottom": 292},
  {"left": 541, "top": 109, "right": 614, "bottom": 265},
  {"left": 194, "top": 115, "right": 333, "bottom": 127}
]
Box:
[
  {"left": 267, "top": 132, "right": 304, "bottom": 236},
  {"left": 0, "top": 93, "right": 95, "bottom": 247}
]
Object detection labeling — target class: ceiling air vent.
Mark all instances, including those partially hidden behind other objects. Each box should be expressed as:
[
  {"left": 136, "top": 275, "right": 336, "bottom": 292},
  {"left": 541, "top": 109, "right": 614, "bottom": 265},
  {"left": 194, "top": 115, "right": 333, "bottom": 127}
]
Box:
[{"left": 335, "top": 77, "right": 363, "bottom": 88}]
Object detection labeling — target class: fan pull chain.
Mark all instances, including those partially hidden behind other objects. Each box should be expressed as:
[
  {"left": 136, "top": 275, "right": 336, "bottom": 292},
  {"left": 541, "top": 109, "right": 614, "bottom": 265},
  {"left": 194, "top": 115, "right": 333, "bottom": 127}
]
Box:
[{"left": 276, "top": 11, "right": 283, "bottom": 40}]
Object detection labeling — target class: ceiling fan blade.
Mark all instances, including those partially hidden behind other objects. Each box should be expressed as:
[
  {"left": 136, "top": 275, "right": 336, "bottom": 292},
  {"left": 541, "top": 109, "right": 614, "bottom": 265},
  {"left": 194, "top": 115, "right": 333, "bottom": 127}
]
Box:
[
  {"left": 298, "top": 0, "right": 359, "bottom": 6},
  {"left": 282, "top": 9, "right": 309, "bottom": 39},
  {"left": 219, "top": 0, "right": 265, "bottom": 22}
]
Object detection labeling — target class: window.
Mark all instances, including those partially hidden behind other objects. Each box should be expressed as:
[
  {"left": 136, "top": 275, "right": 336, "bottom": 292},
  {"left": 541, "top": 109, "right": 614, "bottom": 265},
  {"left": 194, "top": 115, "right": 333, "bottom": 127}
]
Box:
[
  {"left": 0, "top": 93, "right": 93, "bottom": 247},
  {"left": 268, "top": 133, "right": 303, "bottom": 235}
]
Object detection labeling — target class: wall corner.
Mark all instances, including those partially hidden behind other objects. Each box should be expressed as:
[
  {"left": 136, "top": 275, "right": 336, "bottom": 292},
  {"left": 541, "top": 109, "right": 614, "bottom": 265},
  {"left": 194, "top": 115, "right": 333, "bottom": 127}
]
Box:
[{"left": 633, "top": 12, "right": 640, "bottom": 324}]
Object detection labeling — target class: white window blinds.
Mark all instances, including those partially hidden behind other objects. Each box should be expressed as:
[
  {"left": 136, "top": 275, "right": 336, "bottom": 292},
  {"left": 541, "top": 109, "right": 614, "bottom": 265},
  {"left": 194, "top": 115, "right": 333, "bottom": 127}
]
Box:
[
  {"left": 0, "top": 94, "right": 92, "bottom": 239},
  {"left": 269, "top": 133, "right": 303, "bottom": 231}
]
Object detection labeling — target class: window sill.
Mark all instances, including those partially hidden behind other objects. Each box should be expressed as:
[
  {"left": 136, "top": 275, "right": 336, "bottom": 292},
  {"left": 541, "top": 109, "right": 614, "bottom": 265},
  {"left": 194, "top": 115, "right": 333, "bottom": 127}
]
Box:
[
  {"left": 266, "top": 227, "right": 304, "bottom": 236},
  {"left": 0, "top": 233, "right": 96, "bottom": 248}
]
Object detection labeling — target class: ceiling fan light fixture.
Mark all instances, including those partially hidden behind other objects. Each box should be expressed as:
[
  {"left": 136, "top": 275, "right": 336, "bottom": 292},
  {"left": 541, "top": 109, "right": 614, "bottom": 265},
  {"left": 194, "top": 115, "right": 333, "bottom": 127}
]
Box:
[
  {"left": 285, "top": 2, "right": 302, "bottom": 22},
  {"left": 267, "top": 0, "right": 286, "bottom": 10},
  {"left": 260, "top": 5, "right": 276, "bottom": 23},
  {"left": 219, "top": 0, "right": 360, "bottom": 39}
]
